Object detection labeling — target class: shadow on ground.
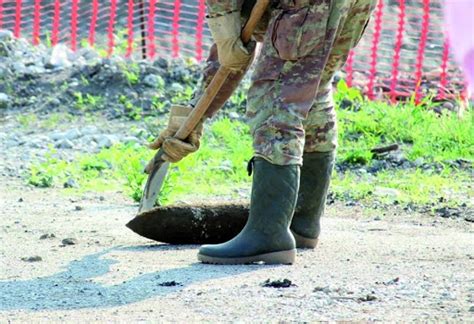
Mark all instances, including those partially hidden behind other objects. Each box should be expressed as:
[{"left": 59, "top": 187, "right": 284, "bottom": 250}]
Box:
[{"left": 0, "top": 245, "right": 266, "bottom": 311}]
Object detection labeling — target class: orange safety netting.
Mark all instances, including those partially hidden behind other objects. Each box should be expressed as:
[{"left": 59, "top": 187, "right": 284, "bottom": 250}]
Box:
[{"left": 0, "top": 0, "right": 467, "bottom": 102}]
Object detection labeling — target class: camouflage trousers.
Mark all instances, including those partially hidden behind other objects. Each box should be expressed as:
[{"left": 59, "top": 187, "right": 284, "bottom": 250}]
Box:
[{"left": 196, "top": 0, "right": 376, "bottom": 165}]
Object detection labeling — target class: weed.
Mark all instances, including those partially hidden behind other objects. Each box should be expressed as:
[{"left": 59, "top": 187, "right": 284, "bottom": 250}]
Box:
[
  {"left": 120, "top": 62, "right": 140, "bottom": 85},
  {"left": 74, "top": 92, "right": 103, "bottom": 111},
  {"left": 17, "top": 114, "right": 38, "bottom": 128}
]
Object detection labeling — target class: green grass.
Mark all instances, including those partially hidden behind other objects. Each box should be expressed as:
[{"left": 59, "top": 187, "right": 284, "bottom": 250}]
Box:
[
  {"left": 335, "top": 81, "right": 474, "bottom": 164},
  {"left": 27, "top": 119, "right": 254, "bottom": 204},
  {"left": 26, "top": 82, "right": 473, "bottom": 209}
]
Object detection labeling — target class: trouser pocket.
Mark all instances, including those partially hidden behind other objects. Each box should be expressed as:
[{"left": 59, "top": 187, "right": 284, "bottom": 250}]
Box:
[{"left": 270, "top": 0, "right": 331, "bottom": 61}]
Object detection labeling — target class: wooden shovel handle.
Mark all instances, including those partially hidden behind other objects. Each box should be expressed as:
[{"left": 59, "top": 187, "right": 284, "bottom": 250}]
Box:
[{"left": 174, "top": 0, "right": 270, "bottom": 140}]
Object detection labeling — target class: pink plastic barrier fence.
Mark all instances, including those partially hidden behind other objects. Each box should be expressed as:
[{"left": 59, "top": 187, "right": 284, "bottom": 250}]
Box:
[{"left": 0, "top": 0, "right": 467, "bottom": 102}]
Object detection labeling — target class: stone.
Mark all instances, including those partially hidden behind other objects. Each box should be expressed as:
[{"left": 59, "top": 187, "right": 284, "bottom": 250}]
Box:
[
  {"left": 122, "top": 136, "right": 140, "bottom": 144},
  {"left": 0, "top": 93, "right": 10, "bottom": 109},
  {"left": 95, "top": 134, "right": 117, "bottom": 149},
  {"left": 158, "top": 281, "right": 182, "bottom": 287},
  {"left": 80, "top": 125, "right": 99, "bottom": 136},
  {"left": 0, "top": 29, "right": 13, "bottom": 42},
  {"left": 228, "top": 112, "right": 240, "bottom": 120},
  {"left": 11, "top": 61, "right": 26, "bottom": 75},
  {"left": 413, "top": 158, "right": 425, "bottom": 168},
  {"left": 358, "top": 294, "right": 377, "bottom": 302},
  {"left": 64, "top": 128, "right": 82, "bottom": 140},
  {"left": 49, "top": 131, "right": 66, "bottom": 141},
  {"left": 169, "top": 82, "right": 184, "bottom": 93},
  {"left": 64, "top": 178, "right": 78, "bottom": 188},
  {"left": 143, "top": 74, "right": 164, "bottom": 88},
  {"left": 47, "top": 44, "right": 72, "bottom": 69},
  {"left": 21, "top": 256, "right": 43, "bottom": 262},
  {"left": 62, "top": 238, "right": 78, "bottom": 245},
  {"left": 40, "top": 233, "right": 56, "bottom": 240},
  {"left": 24, "top": 65, "right": 45, "bottom": 76},
  {"left": 262, "top": 279, "right": 295, "bottom": 288},
  {"left": 55, "top": 139, "right": 74, "bottom": 149}
]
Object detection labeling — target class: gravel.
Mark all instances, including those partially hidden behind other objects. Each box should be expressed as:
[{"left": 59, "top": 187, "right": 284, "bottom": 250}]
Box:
[{"left": 0, "top": 176, "right": 472, "bottom": 321}]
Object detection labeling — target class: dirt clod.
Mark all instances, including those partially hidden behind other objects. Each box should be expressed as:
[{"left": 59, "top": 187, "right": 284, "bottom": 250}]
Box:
[
  {"left": 21, "top": 256, "right": 42, "bottom": 262},
  {"left": 39, "top": 233, "right": 56, "bottom": 240},
  {"left": 358, "top": 294, "right": 377, "bottom": 302},
  {"left": 61, "top": 238, "right": 78, "bottom": 245},
  {"left": 262, "top": 279, "right": 295, "bottom": 288},
  {"left": 158, "top": 281, "right": 182, "bottom": 287}
]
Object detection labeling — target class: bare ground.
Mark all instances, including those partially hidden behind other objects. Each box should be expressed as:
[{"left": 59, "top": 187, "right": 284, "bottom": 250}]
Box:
[{"left": 1, "top": 174, "right": 473, "bottom": 322}]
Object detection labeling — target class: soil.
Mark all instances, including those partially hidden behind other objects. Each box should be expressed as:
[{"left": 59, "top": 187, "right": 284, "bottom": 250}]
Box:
[
  {"left": 1, "top": 174, "right": 473, "bottom": 322},
  {"left": 0, "top": 36, "right": 472, "bottom": 320}
]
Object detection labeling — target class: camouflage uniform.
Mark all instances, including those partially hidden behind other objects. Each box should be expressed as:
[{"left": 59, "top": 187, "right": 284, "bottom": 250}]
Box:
[{"left": 199, "top": 0, "right": 376, "bottom": 165}]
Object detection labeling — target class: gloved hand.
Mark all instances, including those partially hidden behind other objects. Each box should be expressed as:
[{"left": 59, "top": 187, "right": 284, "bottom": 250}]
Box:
[
  {"left": 207, "top": 11, "right": 255, "bottom": 71},
  {"left": 147, "top": 105, "right": 204, "bottom": 165}
]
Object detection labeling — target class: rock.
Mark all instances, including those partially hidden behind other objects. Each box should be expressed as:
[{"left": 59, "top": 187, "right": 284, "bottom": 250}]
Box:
[
  {"left": 122, "top": 136, "right": 140, "bottom": 144},
  {"left": 413, "top": 158, "right": 425, "bottom": 168},
  {"left": 313, "top": 286, "right": 331, "bottom": 293},
  {"left": 74, "top": 205, "right": 83, "bottom": 211},
  {"left": 28, "top": 140, "right": 46, "bottom": 149},
  {"left": 158, "top": 281, "right": 182, "bottom": 287},
  {"left": 464, "top": 211, "right": 474, "bottom": 223},
  {"left": 143, "top": 74, "right": 164, "bottom": 88},
  {"left": 21, "top": 256, "right": 42, "bottom": 262},
  {"left": 63, "top": 178, "right": 78, "bottom": 188},
  {"left": 55, "top": 139, "right": 74, "bottom": 149},
  {"left": 48, "top": 131, "right": 64, "bottom": 141},
  {"left": 435, "top": 207, "right": 461, "bottom": 218},
  {"left": 64, "top": 128, "right": 82, "bottom": 140},
  {"left": 228, "top": 112, "right": 240, "bottom": 120},
  {"left": 24, "top": 65, "right": 45, "bottom": 76},
  {"left": 374, "top": 187, "right": 400, "bottom": 199},
  {"left": 11, "top": 61, "right": 27, "bottom": 75},
  {"left": 387, "top": 152, "right": 406, "bottom": 165},
  {"left": 39, "top": 233, "right": 56, "bottom": 240},
  {"left": 169, "top": 82, "right": 184, "bottom": 93},
  {"left": 0, "top": 93, "right": 11, "bottom": 108},
  {"left": 262, "top": 279, "right": 295, "bottom": 288},
  {"left": 358, "top": 294, "right": 377, "bottom": 302},
  {"left": 95, "top": 134, "right": 117, "bottom": 149},
  {"left": 469, "top": 306, "right": 474, "bottom": 312},
  {"left": 80, "top": 125, "right": 99, "bottom": 136},
  {"left": 0, "top": 29, "right": 13, "bottom": 41},
  {"left": 133, "top": 128, "right": 149, "bottom": 139},
  {"left": 47, "top": 44, "right": 72, "bottom": 69},
  {"left": 79, "top": 47, "right": 100, "bottom": 61},
  {"left": 62, "top": 238, "right": 78, "bottom": 245},
  {"left": 440, "top": 291, "right": 456, "bottom": 301},
  {"left": 154, "top": 57, "right": 169, "bottom": 69}
]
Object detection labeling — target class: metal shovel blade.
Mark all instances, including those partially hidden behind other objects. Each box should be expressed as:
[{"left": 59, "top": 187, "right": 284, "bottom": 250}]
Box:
[
  {"left": 126, "top": 203, "right": 249, "bottom": 244},
  {"left": 138, "top": 155, "right": 170, "bottom": 214}
]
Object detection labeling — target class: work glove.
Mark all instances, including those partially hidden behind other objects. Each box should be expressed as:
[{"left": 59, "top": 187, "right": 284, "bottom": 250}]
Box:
[
  {"left": 147, "top": 105, "right": 204, "bottom": 166},
  {"left": 207, "top": 11, "right": 254, "bottom": 71}
]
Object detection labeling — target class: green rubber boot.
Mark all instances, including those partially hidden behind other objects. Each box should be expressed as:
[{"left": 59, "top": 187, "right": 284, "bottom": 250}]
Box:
[
  {"left": 197, "top": 158, "right": 300, "bottom": 264},
  {"left": 290, "top": 151, "right": 335, "bottom": 249}
]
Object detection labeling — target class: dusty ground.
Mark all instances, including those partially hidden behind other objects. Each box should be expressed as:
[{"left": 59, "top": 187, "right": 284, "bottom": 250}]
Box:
[{"left": 1, "top": 173, "right": 473, "bottom": 322}]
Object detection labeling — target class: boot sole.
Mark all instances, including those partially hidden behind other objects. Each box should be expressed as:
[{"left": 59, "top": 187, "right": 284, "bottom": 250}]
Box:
[
  {"left": 291, "top": 230, "right": 319, "bottom": 249},
  {"left": 197, "top": 249, "right": 296, "bottom": 265}
]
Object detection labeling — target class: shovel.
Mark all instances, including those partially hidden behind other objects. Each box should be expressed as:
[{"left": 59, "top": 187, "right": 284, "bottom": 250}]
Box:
[{"left": 126, "top": 0, "right": 269, "bottom": 243}]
